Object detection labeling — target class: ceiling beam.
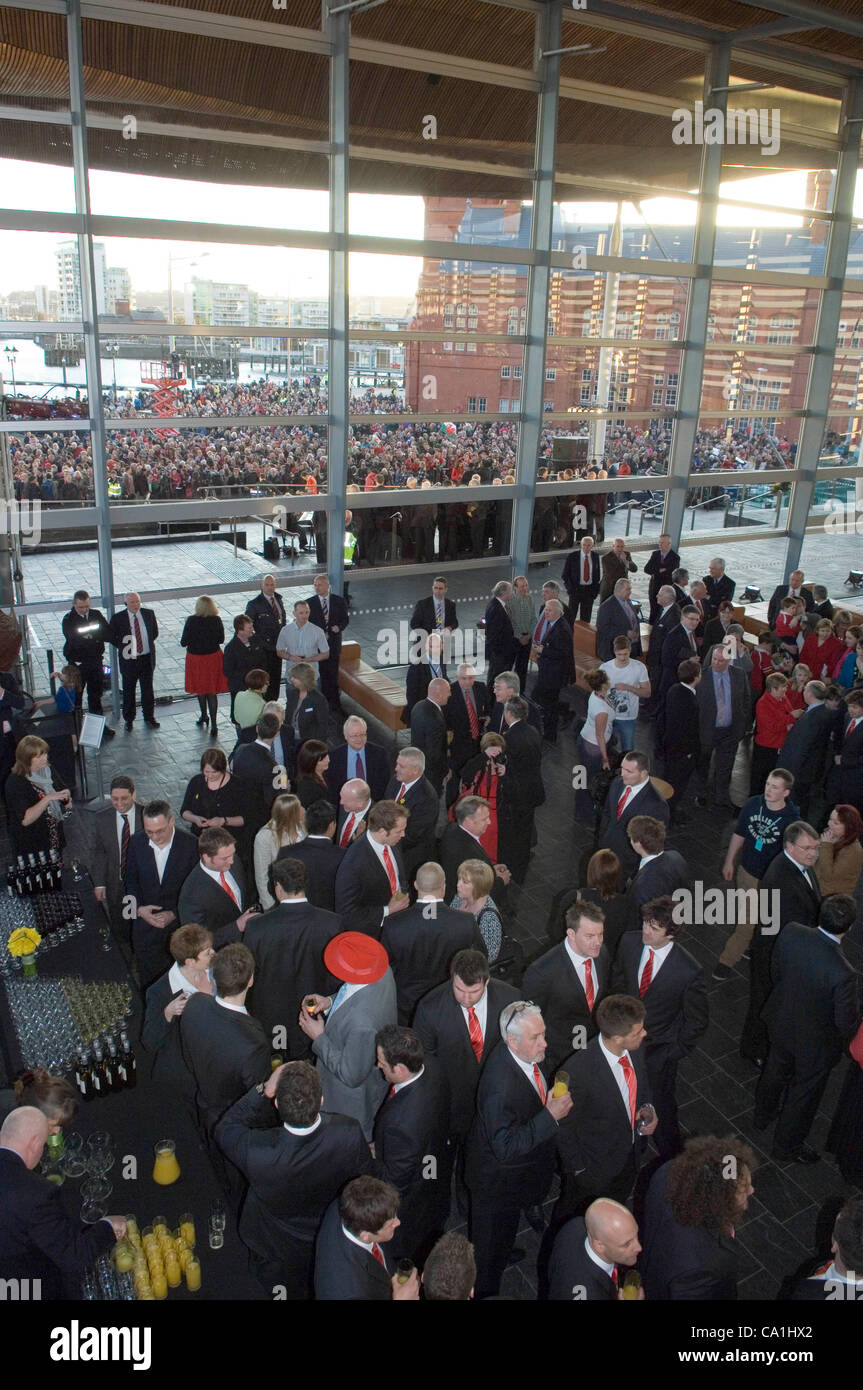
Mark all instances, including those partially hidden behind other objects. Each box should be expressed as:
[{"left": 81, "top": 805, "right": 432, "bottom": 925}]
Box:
[
  {"left": 728, "top": 17, "right": 821, "bottom": 43},
  {"left": 728, "top": 0, "right": 863, "bottom": 42}
]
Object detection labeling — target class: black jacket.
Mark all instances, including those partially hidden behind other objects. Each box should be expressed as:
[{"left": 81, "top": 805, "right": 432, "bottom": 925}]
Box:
[
  {"left": 647, "top": 604, "right": 682, "bottom": 673},
  {"left": 381, "top": 900, "right": 486, "bottom": 1024},
  {"left": 327, "top": 740, "right": 390, "bottom": 804},
  {"left": 596, "top": 596, "right": 641, "bottom": 663},
  {"left": 109, "top": 607, "right": 158, "bottom": 667},
  {"left": 440, "top": 822, "right": 501, "bottom": 902},
  {"left": 758, "top": 853, "right": 821, "bottom": 933},
  {"left": 761, "top": 923, "right": 860, "bottom": 1067},
  {"left": 141, "top": 971, "right": 196, "bottom": 1093},
  {"left": 230, "top": 740, "right": 278, "bottom": 840},
  {"left": 702, "top": 572, "right": 736, "bottom": 616},
  {"left": 373, "top": 1058, "right": 451, "bottom": 1259},
  {"left": 522, "top": 941, "right": 610, "bottom": 1075},
  {"left": 413, "top": 976, "right": 520, "bottom": 1139},
  {"left": 245, "top": 590, "right": 287, "bottom": 653},
  {"left": 623, "top": 850, "right": 692, "bottom": 928},
  {"left": 598, "top": 777, "right": 670, "bottom": 882},
  {"left": 124, "top": 825, "right": 199, "bottom": 925},
  {"left": 179, "top": 992, "right": 271, "bottom": 1129},
  {"left": 487, "top": 696, "right": 543, "bottom": 736},
  {"left": 223, "top": 634, "right": 266, "bottom": 694},
  {"left": 641, "top": 1159, "right": 739, "bottom": 1300},
  {"left": 284, "top": 686, "right": 330, "bottom": 747},
  {"left": 556, "top": 1036, "right": 651, "bottom": 1197},
  {"left": 662, "top": 683, "right": 700, "bottom": 760},
  {"left": 768, "top": 584, "right": 814, "bottom": 628},
  {"left": 307, "top": 593, "right": 349, "bottom": 663},
  {"left": 447, "top": 679, "right": 489, "bottom": 772},
  {"left": 314, "top": 1199, "right": 393, "bottom": 1300},
  {"left": 410, "top": 595, "right": 458, "bottom": 635},
  {"left": 180, "top": 613, "right": 224, "bottom": 656},
  {"left": 384, "top": 774, "right": 439, "bottom": 878},
  {"left": 644, "top": 546, "right": 680, "bottom": 596},
  {"left": 333, "top": 834, "right": 407, "bottom": 941},
  {"left": 534, "top": 616, "right": 574, "bottom": 692},
  {"left": 548, "top": 1216, "right": 618, "bottom": 1301},
  {"left": 562, "top": 548, "right": 601, "bottom": 597},
  {"left": 244, "top": 899, "right": 342, "bottom": 1058},
  {"left": 464, "top": 1043, "right": 559, "bottom": 1205},
  {"left": 483, "top": 597, "right": 517, "bottom": 667},
  {"left": 410, "top": 698, "right": 448, "bottom": 793},
  {"left": 0, "top": 1149, "right": 114, "bottom": 1299},
  {"left": 612, "top": 932, "right": 709, "bottom": 1059},
  {"left": 778, "top": 703, "right": 834, "bottom": 784},
  {"left": 215, "top": 1088, "right": 375, "bottom": 1260},
  {"left": 61, "top": 605, "right": 111, "bottom": 663},
  {"left": 276, "top": 836, "right": 343, "bottom": 913},
  {"left": 496, "top": 718, "right": 546, "bottom": 810},
  {"left": 177, "top": 859, "right": 253, "bottom": 947}
]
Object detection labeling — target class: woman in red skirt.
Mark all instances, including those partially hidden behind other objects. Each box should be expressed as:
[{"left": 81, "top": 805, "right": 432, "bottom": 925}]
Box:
[{"left": 181, "top": 595, "right": 229, "bottom": 738}]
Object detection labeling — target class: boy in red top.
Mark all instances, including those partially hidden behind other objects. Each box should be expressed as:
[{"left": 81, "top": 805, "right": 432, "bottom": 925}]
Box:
[
  {"left": 750, "top": 672, "right": 796, "bottom": 794},
  {"left": 750, "top": 634, "right": 776, "bottom": 698}
]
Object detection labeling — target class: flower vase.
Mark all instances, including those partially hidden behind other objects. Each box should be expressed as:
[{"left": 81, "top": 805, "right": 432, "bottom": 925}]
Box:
[{"left": 21, "top": 951, "right": 37, "bottom": 979}]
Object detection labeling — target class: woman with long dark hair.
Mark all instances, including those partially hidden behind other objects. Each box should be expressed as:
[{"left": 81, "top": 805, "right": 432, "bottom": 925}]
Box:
[
  {"left": 817, "top": 804, "right": 863, "bottom": 895},
  {"left": 294, "top": 740, "right": 331, "bottom": 810}
]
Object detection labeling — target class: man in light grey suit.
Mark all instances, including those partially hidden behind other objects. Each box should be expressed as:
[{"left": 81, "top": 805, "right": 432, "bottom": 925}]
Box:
[
  {"left": 85, "top": 774, "right": 144, "bottom": 949},
  {"left": 298, "top": 931, "right": 397, "bottom": 1141}
]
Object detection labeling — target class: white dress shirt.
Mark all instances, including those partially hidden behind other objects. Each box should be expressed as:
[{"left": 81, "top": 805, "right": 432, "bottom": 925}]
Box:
[
  {"left": 460, "top": 988, "right": 488, "bottom": 1041},
  {"left": 615, "top": 777, "right": 649, "bottom": 812},
  {"left": 584, "top": 1236, "right": 616, "bottom": 1279},
  {"left": 127, "top": 608, "right": 150, "bottom": 656},
  {"left": 148, "top": 830, "right": 175, "bottom": 884},
  {"left": 167, "top": 962, "right": 213, "bottom": 996},
  {"left": 285, "top": 1115, "right": 322, "bottom": 1136},
  {"left": 201, "top": 862, "right": 242, "bottom": 905},
  {"left": 637, "top": 938, "right": 674, "bottom": 986},
  {"left": 564, "top": 937, "right": 599, "bottom": 1000},
  {"left": 216, "top": 996, "right": 247, "bottom": 1015},
  {"left": 510, "top": 1048, "right": 546, "bottom": 1099},
  {"left": 392, "top": 1065, "right": 425, "bottom": 1095},
  {"left": 599, "top": 1034, "right": 635, "bottom": 1125}
]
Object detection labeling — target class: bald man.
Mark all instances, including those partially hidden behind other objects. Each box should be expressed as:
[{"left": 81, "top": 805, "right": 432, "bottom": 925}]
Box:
[
  {"left": 336, "top": 778, "right": 372, "bottom": 849},
  {"left": 547, "top": 1198, "right": 642, "bottom": 1301},
  {"left": 410, "top": 677, "right": 451, "bottom": 796},
  {"left": 0, "top": 1107, "right": 124, "bottom": 1297},
  {"left": 109, "top": 591, "right": 160, "bottom": 730}
]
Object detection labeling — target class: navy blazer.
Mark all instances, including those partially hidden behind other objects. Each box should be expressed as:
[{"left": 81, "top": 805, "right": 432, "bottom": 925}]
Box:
[
  {"left": 642, "top": 1160, "right": 739, "bottom": 1300},
  {"left": 314, "top": 1199, "right": 393, "bottom": 1300},
  {"left": 522, "top": 941, "right": 610, "bottom": 1075},
  {"left": 0, "top": 1150, "right": 114, "bottom": 1298},
  {"left": 548, "top": 1216, "right": 618, "bottom": 1301},
  {"left": 410, "top": 595, "right": 458, "bottom": 635},
  {"left": 464, "top": 1043, "right": 559, "bottom": 1205},
  {"left": 326, "top": 739, "right": 390, "bottom": 803},
  {"left": 109, "top": 606, "right": 158, "bottom": 666},
  {"left": 124, "top": 825, "right": 199, "bottom": 925},
  {"left": 307, "top": 592, "right": 349, "bottom": 661},
  {"left": 483, "top": 598, "right": 517, "bottom": 665},
  {"left": 413, "top": 976, "right": 520, "bottom": 1140},
  {"left": 562, "top": 548, "right": 601, "bottom": 595},
  {"left": 612, "top": 931, "right": 709, "bottom": 1059},
  {"left": 333, "top": 834, "right": 406, "bottom": 941},
  {"left": 556, "top": 1036, "right": 651, "bottom": 1197},
  {"left": 176, "top": 859, "right": 252, "bottom": 947},
  {"left": 535, "top": 616, "right": 574, "bottom": 690}
]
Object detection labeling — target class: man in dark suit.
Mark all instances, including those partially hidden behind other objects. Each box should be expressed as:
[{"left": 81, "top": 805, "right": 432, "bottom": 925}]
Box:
[
  {"left": 413, "top": 949, "right": 520, "bottom": 1147},
  {"left": 373, "top": 1026, "right": 452, "bottom": 1262},
  {"left": 612, "top": 896, "right": 708, "bottom": 1159},
  {"left": 86, "top": 775, "right": 144, "bottom": 946},
  {"left": 410, "top": 677, "right": 450, "bottom": 795},
  {"left": 661, "top": 660, "right": 701, "bottom": 819},
  {"left": 177, "top": 826, "right": 260, "bottom": 949},
  {"left": 554, "top": 995, "right": 657, "bottom": 1221},
  {"left": 702, "top": 601, "right": 736, "bottom": 653},
  {"left": 487, "top": 670, "right": 543, "bottom": 735},
  {"left": 644, "top": 534, "right": 680, "bottom": 622},
  {"left": 483, "top": 580, "right": 518, "bottom": 686},
  {"left": 384, "top": 748, "right": 438, "bottom": 879},
  {"left": 694, "top": 645, "right": 748, "bottom": 812},
  {"left": 230, "top": 712, "right": 279, "bottom": 843},
  {"left": 410, "top": 578, "right": 458, "bottom": 644},
  {"left": 381, "top": 862, "right": 484, "bottom": 1024},
  {"left": 701, "top": 558, "right": 735, "bottom": 617},
  {"left": 124, "top": 799, "right": 199, "bottom": 989},
  {"left": 810, "top": 585, "right": 835, "bottom": 622},
  {"left": 502, "top": 696, "right": 545, "bottom": 880},
  {"left": 60, "top": 588, "right": 114, "bottom": 735},
  {"left": 755, "top": 894, "right": 861, "bottom": 1164},
  {"left": 784, "top": 1198, "right": 863, "bottom": 1301},
  {"left": 440, "top": 795, "right": 512, "bottom": 901},
  {"left": 109, "top": 591, "right": 160, "bottom": 730},
  {"left": 180, "top": 943, "right": 271, "bottom": 1149},
  {"left": 599, "top": 538, "right": 637, "bottom": 604},
  {"left": 741, "top": 819, "right": 822, "bottom": 1064},
  {"left": 245, "top": 574, "right": 287, "bottom": 701},
  {"left": 307, "top": 573, "right": 349, "bottom": 712},
  {"left": 244, "top": 857, "right": 341, "bottom": 1059},
  {"left": 596, "top": 578, "right": 642, "bottom": 663},
  {"left": 522, "top": 898, "right": 609, "bottom": 1076},
  {"left": 830, "top": 689, "right": 863, "bottom": 816},
  {"left": 276, "top": 800, "right": 342, "bottom": 912},
  {"left": 465, "top": 999, "right": 572, "bottom": 1298},
  {"left": 622, "top": 816, "right": 691, "bottom": 929},
  {"left": 404, "top": 629, "right": 448, "bottom": 722},
  {"left": 333, "top": 799, "right": 409, "bottom": 941},
  {"left": 215, "top": 1060, "right": 375, "bottom": 1299},
  {"left": 644, "top": 585, "right": 681, "bottom": 714},
  {"left": 548, "top": 1200, "right": 642, "bottom": 1301},
  {"left": 531, "top": 598, "right": 574, "bottom": 744},
  {"left": 777, "top": 680, "right": 834, "bottom": 820},
  {"left": 448, "top": 663, "right": 489, "bottom": 780},
  {"left": 641, "top": 1136, "right": 754, "bottom": 1300},
  {"left": 597, "top": 751, "right": 670, "bottom": 883},
  {"left": 334, "top": 778, "right": 372, "bottom": 850},
  {"left": 656, "top": 607, "right": 701, "bottom": 723},
  {"left": 314, "top": 1177, "right": 419, "bottom": 1300},
  {"left": 562, "top": 536, "right": 601, "bottom": 622},
  {"left": 767, "top": 569, "right": 814, "bottom": 628},
  {"left": 0, "top": 1106, "right": 120, "bottom": 1299},
  {"left": 325, "top": 716, "right": 389, "bottom": 803}
]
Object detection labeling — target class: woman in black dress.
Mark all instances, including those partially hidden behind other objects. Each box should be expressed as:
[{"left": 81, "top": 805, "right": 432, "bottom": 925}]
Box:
[
  {"left": 180, "top": 749, "right": 247, "bottom": 861},
  {"left": 181, "top": 595, "right": 229, "bottom": 737},
  {"left": 294, "top": 740, "right": 331, "bottom": 810},
  {"left": 3, "top": 735, "right": 71, "bottom": 860}
]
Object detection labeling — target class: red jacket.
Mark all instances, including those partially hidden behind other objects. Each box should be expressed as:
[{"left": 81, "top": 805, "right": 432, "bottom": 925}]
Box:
[
  {"left": 754, "top": 692, "right": 795, "bottom": 749},
  {"left": 799, "top": 633, "right": 843, "bottom": 680}
]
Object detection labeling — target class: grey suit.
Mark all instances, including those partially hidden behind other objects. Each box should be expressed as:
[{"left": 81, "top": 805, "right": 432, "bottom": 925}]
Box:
[
  {"left": 695, "top": 663, "right": 747, "bottom": 808},
  {"left": 87, "top": 803, "right": 144, "bottom": 934},
  {"left": 312, "top": 969, "right": 397, "bottom": 1140}
]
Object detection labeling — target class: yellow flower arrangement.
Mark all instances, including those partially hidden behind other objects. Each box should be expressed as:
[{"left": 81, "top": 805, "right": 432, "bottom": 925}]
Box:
[{"left": 8, "top": 927, "right": 42, "bottom": 958}]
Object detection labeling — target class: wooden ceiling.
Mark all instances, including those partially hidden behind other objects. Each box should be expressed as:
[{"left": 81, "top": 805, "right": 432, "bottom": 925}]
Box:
[{"left": 0, "top": 1, "right": 857, "bottom": 200}]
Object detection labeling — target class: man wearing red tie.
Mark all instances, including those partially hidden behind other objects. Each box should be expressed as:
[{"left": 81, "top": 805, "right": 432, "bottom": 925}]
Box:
[
  {"left": 176, "top": 827, "right": 261, "bottom": 949},
  {"left": 523, "top": 900, "right": 610, "bottom": 1075},
  {"left": 314, "top": 1176, "right": 419, "bottom": 1300},
  {"left": 553, "top": 994, "right": 656, "bottom": 1230},
  {"left": 464, "top": 1000, "right": 573, "bottom": 1299},
  {"left": 333, "top": 801, "right": 409, "bottom": 940},
  {"left": 109, "top": 591, "right": 160, "bottom": 731},
  {"left": 598, "top": 750, "right": 670, "bottom": 881},
  {"left": 612, "top": 896, "right": 708, "bottom": 1159},
  {"left": 830, "top": 689, "right": 863, "bottom": 816},
  {"left": 563, "top": 535, "right": 601, "bottom": 622},
  {"left": 335, "top": 779, "right": 372, "bottom": 849}
]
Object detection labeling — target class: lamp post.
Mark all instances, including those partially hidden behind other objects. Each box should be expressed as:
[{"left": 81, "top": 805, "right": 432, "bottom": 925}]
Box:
[
  {"left": 3, "top": 345, "right": 19, "bottom": 394},
  {"left": 105, "top": 341, "right": 119, "bottom": 403},
  {"left": 167, "top": 251, "right": 209, "bottom": 354}
]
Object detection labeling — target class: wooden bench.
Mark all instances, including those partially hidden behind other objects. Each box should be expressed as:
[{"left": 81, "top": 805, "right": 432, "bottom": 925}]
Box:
[
  {"left": 338, "top": 641, "right": 407, "bottom": 731},
  {"left": 572, "top": 621, "right": 653, "bottom": 687}
]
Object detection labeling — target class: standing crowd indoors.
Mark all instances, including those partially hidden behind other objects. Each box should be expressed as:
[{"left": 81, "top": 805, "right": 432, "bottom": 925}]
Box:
[{"left": 2, "top": 553, "right": 863, "bottom": 1308}]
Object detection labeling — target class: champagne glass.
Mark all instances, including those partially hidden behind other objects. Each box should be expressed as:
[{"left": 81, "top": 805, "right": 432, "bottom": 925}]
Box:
[{"left": 635, "top": 1103, "right": 655, "bottom": 1136}]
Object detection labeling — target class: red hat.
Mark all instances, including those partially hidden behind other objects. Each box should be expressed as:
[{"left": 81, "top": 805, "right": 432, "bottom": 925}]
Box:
[{"left": 324, "top": 932, "right": 389, "bottom": 986}]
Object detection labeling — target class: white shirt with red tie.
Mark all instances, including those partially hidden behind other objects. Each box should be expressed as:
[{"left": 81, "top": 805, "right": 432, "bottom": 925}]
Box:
[
  {"left": 509, "top": 1047, "right": 547, "bottom": 1102},
  {"left": 637, "top": 938, "right": 674, "bottom": 989},
  {"left": 599, "top": 1035, "right": 637, "bottom": 1127},
  {"left": 564, "top": 938, "right": 599, "bottom": 1003},
  {"left": 201, "top": 863, "right": 242, "bottom": 906}
]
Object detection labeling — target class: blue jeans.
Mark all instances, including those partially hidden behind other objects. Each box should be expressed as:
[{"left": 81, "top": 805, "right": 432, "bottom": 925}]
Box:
[{"left": 615, "top": 719, "right": 636, "bottom": 751}]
